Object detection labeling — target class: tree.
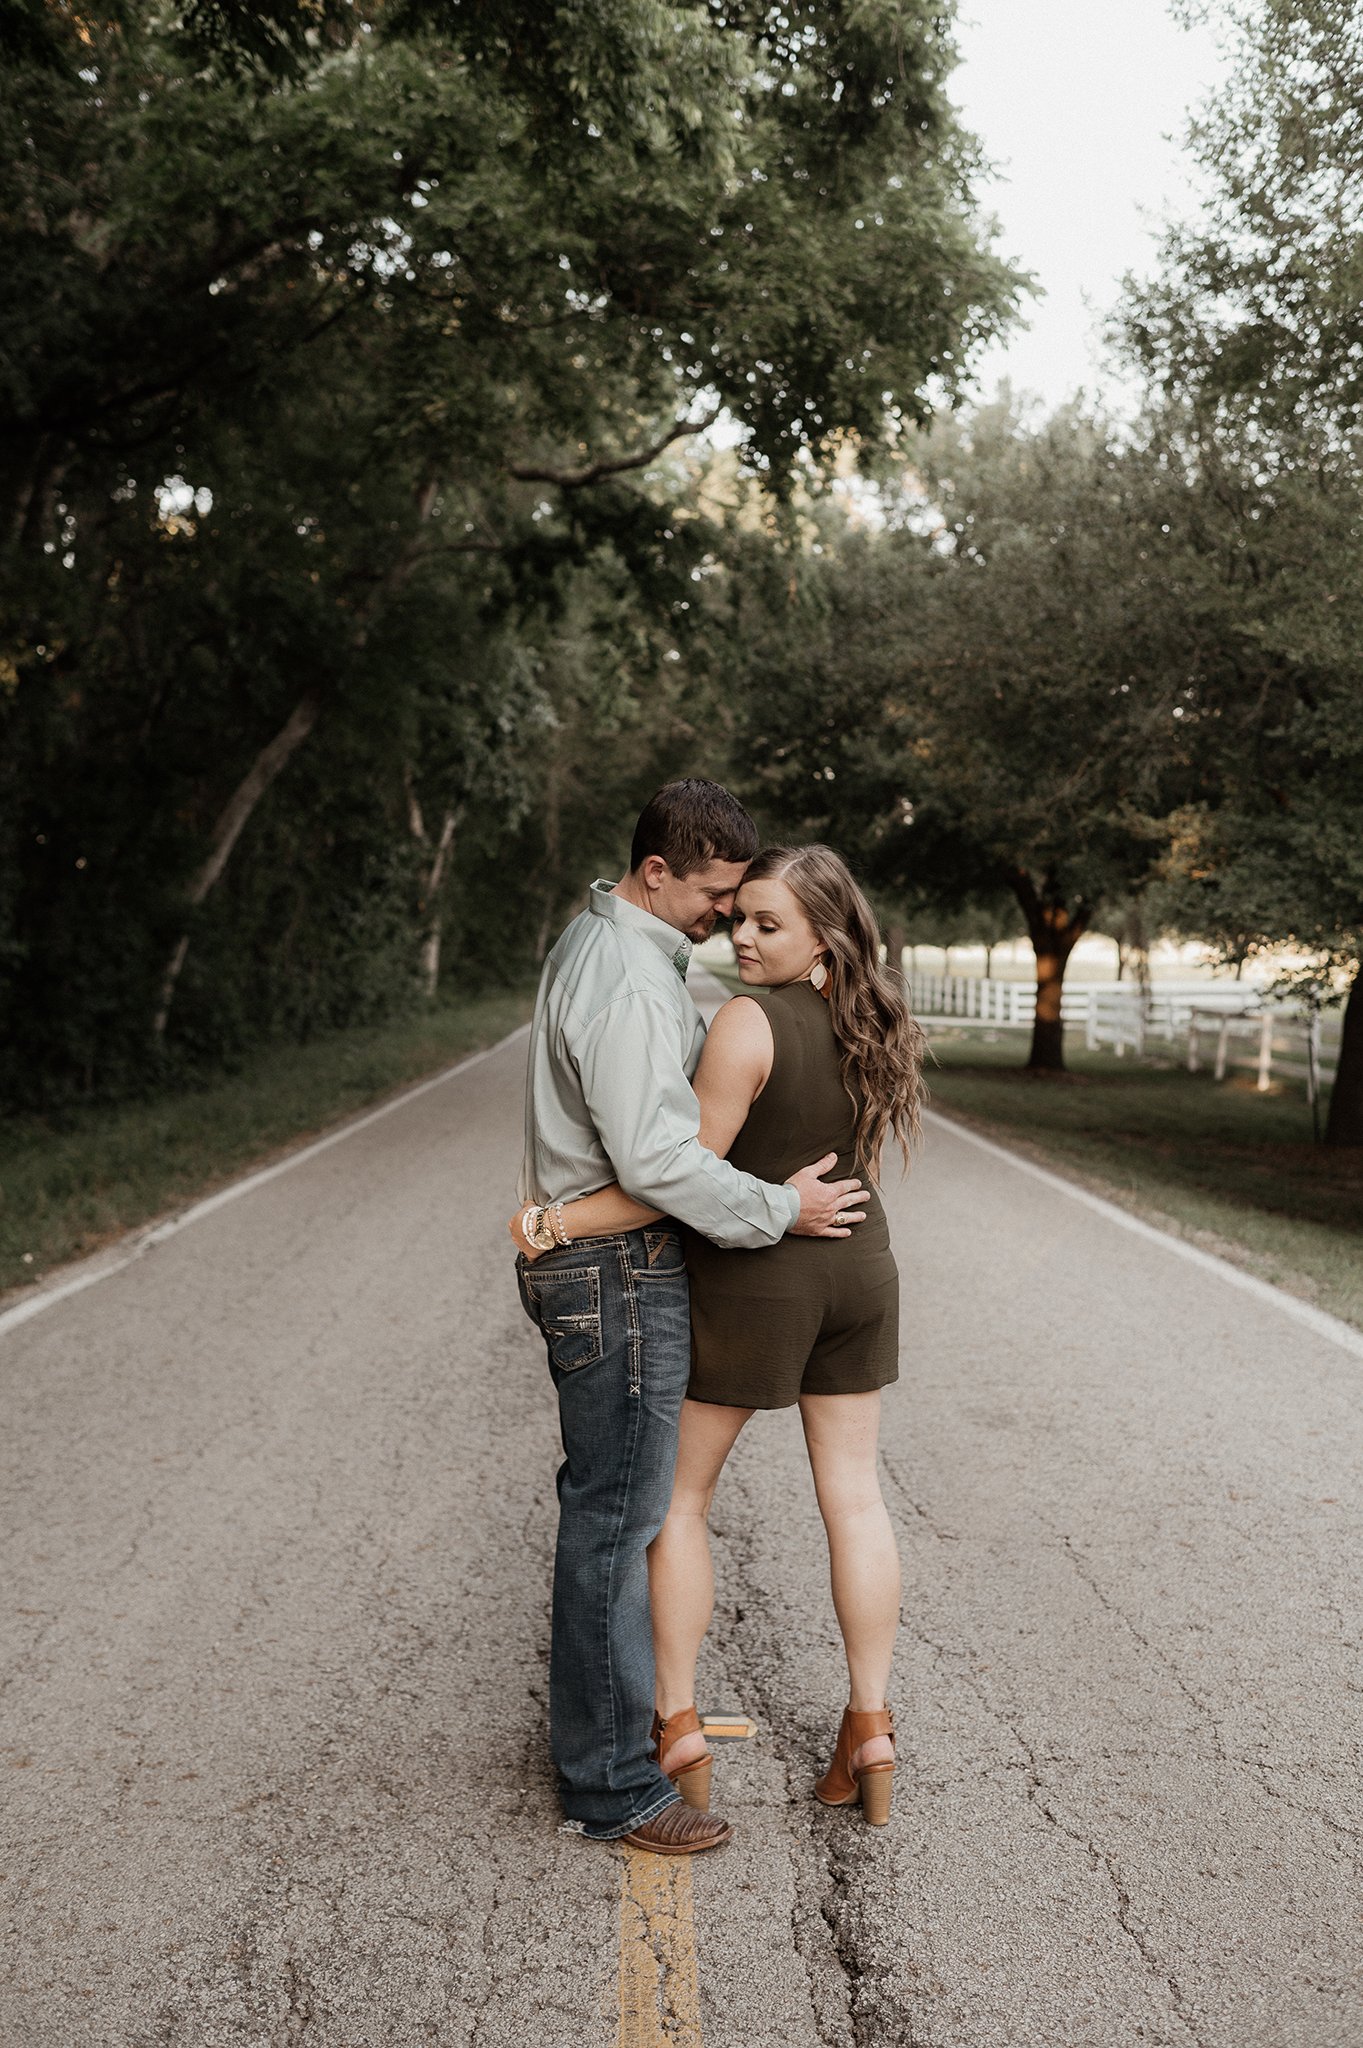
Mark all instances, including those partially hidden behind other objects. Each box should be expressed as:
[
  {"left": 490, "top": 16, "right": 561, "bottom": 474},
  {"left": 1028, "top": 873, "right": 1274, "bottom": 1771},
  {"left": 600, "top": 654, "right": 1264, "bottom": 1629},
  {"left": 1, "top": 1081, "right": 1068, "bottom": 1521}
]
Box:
[
  {"left": 0, "top": 0, "right": 1023, "bottom": 1099},
  {"left": 731, "top": 400, "right": 1195, "bottom": 1070},
  {"left": 1121, "top": 0, "right": 1363, "bottom": 1143}
]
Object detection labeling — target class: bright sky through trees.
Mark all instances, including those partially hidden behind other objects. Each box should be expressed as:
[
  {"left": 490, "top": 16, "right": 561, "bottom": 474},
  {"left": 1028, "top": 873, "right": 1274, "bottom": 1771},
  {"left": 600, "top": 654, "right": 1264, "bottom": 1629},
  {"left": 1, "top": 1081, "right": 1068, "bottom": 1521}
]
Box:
[{"left": 953, "top": 0, "right": 1229, "bottom": 410}]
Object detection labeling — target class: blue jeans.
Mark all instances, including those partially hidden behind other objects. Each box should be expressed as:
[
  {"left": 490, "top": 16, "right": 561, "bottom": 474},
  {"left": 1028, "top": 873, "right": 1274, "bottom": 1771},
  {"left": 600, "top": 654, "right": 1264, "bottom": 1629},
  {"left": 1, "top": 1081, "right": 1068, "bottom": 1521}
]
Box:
[{"left": 517, "top": 1225, "right": 690, "bottom": 1838}]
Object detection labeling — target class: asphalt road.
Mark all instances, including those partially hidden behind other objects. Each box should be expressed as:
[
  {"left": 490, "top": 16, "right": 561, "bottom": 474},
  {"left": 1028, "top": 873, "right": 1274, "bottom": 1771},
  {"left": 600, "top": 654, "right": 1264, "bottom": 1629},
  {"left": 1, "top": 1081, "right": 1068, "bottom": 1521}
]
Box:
[{"left": 3, "top": 973, "right": 1362, "bottom": 2048}]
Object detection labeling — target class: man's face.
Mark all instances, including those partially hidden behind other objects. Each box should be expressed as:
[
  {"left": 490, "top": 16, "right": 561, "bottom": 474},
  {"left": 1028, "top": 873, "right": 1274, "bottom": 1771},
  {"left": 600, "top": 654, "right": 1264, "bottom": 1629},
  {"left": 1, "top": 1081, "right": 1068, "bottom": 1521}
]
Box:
[{"left": 644, "top": 856, "right": 750, "bottom": 942}]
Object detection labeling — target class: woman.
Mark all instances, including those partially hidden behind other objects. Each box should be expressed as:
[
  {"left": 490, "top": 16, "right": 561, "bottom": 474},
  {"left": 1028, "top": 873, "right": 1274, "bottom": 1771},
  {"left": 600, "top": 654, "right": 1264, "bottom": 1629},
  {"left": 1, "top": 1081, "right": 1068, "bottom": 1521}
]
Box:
[{"left": 512, "top": 845, "right": 926, "bottom": 1825}]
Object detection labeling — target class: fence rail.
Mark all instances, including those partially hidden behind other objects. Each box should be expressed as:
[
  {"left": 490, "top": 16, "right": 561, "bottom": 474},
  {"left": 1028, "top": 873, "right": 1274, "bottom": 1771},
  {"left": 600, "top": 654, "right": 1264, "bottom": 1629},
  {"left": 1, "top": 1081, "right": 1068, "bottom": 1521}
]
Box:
[
  {"left": 1185, "top": 1007, "right": 1340, "bottom": 1104},
  {"left": 908, "top": 970, "right": 1341, "bottom": 1101},
  {"left": 908, "top": 972, "right": 1260, "bottom": 1032}
]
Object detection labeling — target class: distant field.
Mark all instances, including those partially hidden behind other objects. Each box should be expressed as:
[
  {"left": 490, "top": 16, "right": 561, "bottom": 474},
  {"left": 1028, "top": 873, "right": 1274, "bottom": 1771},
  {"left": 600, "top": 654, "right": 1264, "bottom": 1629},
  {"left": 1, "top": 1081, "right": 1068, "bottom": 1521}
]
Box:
[
  {"left": 0, "top": 986, "right": 536, "bottom": 1299},
  {"left": 923, "top": 1028, "right": 1362, "bottom": 1333}
]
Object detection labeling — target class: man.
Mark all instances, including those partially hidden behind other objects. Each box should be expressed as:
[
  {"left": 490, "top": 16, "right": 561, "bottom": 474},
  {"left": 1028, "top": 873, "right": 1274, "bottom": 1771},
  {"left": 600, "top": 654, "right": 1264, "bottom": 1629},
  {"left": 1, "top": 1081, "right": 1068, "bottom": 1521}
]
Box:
[{"left": 516, "top": 778, "right": 866, "bottom": 1854}]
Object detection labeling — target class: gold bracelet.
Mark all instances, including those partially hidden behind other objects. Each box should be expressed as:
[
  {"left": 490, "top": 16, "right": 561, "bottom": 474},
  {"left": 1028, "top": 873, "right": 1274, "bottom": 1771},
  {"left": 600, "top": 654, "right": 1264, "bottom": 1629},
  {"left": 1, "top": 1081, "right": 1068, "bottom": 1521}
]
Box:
[{"left": 521, "top": 1204, "right": 557, "bottom": 1252}]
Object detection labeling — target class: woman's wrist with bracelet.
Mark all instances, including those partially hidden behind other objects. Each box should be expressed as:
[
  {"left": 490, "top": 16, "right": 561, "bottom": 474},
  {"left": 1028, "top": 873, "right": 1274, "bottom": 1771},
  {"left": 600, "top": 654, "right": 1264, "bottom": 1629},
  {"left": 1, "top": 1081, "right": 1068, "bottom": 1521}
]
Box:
[{"left": 520, "top": 1200, "right": 575, "bottom": 1253}]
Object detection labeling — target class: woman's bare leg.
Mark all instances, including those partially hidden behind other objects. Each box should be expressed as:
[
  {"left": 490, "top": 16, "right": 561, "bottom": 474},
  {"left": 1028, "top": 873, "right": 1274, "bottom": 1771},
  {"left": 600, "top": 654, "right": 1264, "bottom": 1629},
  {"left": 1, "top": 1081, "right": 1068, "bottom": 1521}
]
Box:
[
  {"left": 799, "top": 1390, "right": 899, "bottom": 1770},
  {"left": 647, "top": 1397, "right": 753, "bottom": 1773}
]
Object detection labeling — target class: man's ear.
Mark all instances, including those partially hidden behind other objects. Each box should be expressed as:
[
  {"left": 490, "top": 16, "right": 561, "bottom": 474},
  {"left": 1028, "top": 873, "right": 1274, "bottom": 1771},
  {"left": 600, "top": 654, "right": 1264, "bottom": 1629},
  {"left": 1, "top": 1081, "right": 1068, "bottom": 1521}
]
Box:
[{"left": 638, "top": 855, "right": 671, "bottom": 894}]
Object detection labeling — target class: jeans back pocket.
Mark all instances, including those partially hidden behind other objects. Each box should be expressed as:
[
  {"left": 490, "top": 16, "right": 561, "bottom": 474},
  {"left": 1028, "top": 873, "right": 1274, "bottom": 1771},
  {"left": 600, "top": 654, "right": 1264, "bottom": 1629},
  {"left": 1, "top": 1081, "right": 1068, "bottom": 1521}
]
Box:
[{"left": 522, "top": 1265, "right": 603, "bottom": 1373}]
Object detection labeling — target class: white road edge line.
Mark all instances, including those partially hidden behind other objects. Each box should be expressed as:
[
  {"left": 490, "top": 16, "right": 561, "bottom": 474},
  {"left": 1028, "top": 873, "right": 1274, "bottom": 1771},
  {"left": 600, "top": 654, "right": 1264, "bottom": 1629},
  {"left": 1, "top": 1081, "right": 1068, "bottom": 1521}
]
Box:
[
  {"left": 924, "top": 1107, "right": 1363, "bottom": 1363},
  {"left": 0, "top": 1023, "right": 532, "bottom": 1343}
]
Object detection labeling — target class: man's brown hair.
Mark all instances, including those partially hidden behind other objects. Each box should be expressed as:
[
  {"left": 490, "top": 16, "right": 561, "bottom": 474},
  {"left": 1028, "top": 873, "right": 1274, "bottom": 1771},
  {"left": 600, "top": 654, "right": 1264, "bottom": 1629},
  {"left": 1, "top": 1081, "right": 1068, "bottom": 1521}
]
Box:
[{"left": 629, "top": 779, "right": 759, "bottom": 878}]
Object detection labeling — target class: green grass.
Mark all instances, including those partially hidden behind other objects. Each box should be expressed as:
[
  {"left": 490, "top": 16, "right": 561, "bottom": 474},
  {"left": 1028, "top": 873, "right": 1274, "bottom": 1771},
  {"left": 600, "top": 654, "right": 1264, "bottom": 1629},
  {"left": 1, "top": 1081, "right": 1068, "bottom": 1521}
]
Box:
[
  {"left": 923, "top": 1028, "right": 1363, "bottom": 1332},
  {"left": 0, "top": 985, "right": 537, "bottom": 1299}
]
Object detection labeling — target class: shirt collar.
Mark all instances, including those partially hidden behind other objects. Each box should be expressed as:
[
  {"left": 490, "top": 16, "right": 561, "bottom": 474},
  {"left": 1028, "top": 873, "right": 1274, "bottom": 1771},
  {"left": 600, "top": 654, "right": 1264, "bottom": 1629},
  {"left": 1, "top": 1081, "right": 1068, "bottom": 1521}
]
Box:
[{"left": 589, "top": 879, "right": 693, "bottom": 979}]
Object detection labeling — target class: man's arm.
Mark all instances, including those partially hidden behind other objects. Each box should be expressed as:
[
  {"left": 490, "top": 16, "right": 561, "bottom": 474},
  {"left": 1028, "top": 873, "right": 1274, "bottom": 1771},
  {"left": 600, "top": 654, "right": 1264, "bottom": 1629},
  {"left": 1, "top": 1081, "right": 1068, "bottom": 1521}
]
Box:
[{"left": 575, "top": 990, "right": 863, "bottom": 1250}]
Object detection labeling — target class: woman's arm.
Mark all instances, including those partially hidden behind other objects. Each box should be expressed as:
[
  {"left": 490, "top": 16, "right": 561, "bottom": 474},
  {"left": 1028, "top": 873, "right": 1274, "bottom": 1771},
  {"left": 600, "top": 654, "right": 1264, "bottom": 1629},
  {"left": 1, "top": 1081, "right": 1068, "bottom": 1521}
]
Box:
[
  {"left": 691, "top": 994, "right": 774, "bottom": 1155},
  {"left": 509, "top": 997, "right": 774, "bottom": 1257}
]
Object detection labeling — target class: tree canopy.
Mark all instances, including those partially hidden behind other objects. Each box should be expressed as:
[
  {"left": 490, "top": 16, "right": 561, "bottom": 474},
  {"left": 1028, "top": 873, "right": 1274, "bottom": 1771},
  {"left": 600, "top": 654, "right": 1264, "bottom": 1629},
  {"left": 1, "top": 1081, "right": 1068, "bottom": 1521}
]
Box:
[{"left": 0, "top": 0, "right": 1021, "bottom": 1102}]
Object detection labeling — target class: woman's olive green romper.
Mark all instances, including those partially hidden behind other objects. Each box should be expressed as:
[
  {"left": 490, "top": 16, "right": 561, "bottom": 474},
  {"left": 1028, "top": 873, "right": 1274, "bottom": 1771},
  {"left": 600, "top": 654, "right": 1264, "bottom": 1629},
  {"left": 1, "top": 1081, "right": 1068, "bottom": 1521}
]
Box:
[{"left": 686, "top": 981, "right": 900, "bottom": 1409}]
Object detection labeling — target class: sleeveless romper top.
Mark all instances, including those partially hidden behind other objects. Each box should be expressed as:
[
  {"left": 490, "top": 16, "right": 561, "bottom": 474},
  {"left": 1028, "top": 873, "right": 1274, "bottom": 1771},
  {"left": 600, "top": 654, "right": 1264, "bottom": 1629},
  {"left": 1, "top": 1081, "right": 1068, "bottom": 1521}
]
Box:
[{"left": 685, "top": 981, "right": 900, "bottom": 1410}]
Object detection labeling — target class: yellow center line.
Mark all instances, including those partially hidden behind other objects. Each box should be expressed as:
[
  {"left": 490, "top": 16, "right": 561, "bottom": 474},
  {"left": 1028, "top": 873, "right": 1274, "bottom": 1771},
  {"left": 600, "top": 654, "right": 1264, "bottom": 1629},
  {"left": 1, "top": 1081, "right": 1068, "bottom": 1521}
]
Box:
[{"left": 617, "top": 1847, "right": 703, "bottom": 2048}]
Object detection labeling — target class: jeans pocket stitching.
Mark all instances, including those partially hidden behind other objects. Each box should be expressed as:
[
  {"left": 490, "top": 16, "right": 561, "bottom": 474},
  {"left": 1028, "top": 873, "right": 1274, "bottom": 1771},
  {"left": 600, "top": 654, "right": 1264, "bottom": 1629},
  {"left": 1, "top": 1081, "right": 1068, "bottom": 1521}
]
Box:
[
  {"left": 527, "top": 1267, "right": 604, "bottom": 1371},
  {"left": 638, "top": 1229, "right": 684, "bottom": 1277}
]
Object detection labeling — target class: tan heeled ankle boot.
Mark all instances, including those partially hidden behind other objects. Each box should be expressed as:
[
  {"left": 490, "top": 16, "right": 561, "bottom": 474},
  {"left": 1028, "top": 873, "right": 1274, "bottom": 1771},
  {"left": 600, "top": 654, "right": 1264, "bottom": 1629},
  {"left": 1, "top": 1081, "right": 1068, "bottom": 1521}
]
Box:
[
  {"left": 813, "top": 1705, "right": 895, "bottom": 1825},
  {"left": 651, "top": 1706, "right": 714, "bottom": 1812}
]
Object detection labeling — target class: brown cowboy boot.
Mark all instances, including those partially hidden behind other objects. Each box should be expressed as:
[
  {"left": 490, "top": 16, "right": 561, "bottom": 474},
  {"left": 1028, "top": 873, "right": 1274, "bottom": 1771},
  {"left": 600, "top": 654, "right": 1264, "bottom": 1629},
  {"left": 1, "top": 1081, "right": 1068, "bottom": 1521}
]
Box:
[{"left": 621, "top": 1802, "right": 732, "bottom": 1855}]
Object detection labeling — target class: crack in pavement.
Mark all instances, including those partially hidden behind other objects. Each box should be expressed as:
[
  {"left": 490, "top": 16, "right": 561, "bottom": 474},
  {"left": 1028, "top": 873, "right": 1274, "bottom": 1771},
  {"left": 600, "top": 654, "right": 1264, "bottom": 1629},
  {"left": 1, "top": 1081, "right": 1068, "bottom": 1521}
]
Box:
[
  {"left": 1036, "top": 1513, "right": 1229, "bottom": 1763},
  {"left": 878, "top": 1448, "right": 962, "bottom": 1547},
  {"left": 707, "top": 1482, "right": 932, "bottom": 2048},
  {"left": 1038, "top": 1516, "right": 1363, "bottom": 1861},
  {"left": 1003, "top": 1709, "right": 1209, "bottom": 2048},
  {"left": 898, "top": 1590, "right": 1212, "bottom": 2048},
  {"left": 279, "top": 1947, "right": 315, "bottom": 2044},
  {"left": 712, "top": 1445, "right": 1224, "bottom": 2048},
  {"left": 1248, "top": 1762, "right": 1363, "bottom": 1852}
]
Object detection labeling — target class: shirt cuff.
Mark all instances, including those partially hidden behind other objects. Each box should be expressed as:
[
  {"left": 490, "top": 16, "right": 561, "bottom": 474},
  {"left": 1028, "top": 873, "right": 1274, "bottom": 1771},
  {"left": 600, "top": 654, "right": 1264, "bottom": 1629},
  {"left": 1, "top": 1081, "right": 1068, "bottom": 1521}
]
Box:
[{"left": 782, "top": 1182, "right": 800, "bottom": 1231}]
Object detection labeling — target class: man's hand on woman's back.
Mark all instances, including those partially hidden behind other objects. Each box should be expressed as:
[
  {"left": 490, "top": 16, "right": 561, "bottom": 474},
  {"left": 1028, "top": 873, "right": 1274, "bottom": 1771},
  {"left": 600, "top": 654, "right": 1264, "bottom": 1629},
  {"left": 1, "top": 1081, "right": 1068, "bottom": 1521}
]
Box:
[{"left": 787, "top": 1153, "right": 868, "bottom": 1238}]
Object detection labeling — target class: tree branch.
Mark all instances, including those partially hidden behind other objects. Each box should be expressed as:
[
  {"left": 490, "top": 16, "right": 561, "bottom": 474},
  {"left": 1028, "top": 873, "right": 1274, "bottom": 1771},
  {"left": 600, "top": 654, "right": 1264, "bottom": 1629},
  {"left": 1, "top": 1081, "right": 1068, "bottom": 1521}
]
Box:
[{"left": 508, "top": 410, "right": 718, "bottom": 489}]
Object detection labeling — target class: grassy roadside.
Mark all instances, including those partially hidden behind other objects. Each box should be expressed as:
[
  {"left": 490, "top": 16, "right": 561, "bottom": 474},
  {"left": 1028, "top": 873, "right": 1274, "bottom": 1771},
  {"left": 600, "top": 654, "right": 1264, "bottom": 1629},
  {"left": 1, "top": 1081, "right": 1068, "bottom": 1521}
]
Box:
[
  {"left": 0, "top": 985, "right": 537, "bottom": 1300},
  {"left": 923, "top": 1029, "right": 1363, "bottom": 1333}
]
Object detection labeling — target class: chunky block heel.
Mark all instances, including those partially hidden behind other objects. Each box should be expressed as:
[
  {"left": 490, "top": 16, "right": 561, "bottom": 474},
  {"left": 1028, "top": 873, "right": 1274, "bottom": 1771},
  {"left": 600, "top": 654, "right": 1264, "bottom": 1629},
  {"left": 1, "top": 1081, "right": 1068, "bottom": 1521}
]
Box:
[
  {"left": 673, "top": 1755, "right": 713, "bottom": 1812},
  {"left": 858, "top": 1764, "right": 894, "bottom": 1826}
]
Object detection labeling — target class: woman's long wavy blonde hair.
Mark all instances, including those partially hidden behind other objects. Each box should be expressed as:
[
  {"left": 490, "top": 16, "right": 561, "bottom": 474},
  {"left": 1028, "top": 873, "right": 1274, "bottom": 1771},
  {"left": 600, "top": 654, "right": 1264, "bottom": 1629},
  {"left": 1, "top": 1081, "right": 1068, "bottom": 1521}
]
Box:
[{"left": 743, "top": 844, "right": 928, "bottom": 1183}]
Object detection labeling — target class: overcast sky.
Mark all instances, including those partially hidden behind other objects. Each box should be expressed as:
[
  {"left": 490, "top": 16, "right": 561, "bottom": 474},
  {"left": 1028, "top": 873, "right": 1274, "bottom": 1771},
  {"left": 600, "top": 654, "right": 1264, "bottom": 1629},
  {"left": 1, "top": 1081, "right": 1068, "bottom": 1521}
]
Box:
[{"left": 950, "top": 0, "right": 1229, "bottom": 412}]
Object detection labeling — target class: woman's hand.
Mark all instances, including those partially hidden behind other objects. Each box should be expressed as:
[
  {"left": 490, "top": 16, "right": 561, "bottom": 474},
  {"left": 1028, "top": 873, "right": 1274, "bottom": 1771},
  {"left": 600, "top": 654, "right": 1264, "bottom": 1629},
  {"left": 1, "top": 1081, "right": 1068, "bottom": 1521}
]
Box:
[{"left": 507, "top": 1209, "right": 545, "bottom": 1261}]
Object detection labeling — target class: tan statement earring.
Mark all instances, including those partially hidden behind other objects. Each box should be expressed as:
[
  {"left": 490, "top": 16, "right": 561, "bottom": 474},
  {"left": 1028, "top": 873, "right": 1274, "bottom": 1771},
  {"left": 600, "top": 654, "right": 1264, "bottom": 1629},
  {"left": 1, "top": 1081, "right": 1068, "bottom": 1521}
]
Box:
[{"left": 809, "top": 959, "right": 829, "bottom": 991}]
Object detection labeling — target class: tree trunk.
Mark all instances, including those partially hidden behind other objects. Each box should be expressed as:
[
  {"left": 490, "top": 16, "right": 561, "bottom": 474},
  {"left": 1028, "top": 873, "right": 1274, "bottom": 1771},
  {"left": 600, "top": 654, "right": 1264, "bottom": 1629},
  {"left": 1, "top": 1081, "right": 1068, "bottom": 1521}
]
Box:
[
  {"left": 1029, "top": 939, "right": 1072, "bottom": 1071},
  {"left": 1325, "top": 963, "right": 1363, "bottom": 1146},
  {"left": 150, "top": 472, "right": 448, "bottom": 1045},
  {"left": 532, "top": 754, "right": 564, "bottom": 963},
  {"left": 406, "top": 774, "right": 460, "bottom": 1000},
  {"left": 152, "top": 688, "right": 323, "bottom": 1040},
  {"left": 1009, "top": 868, "right": 1091, "bottom": 1073},
  {"left": 884, "top": 918, "right": 907, "bottom": 984}
]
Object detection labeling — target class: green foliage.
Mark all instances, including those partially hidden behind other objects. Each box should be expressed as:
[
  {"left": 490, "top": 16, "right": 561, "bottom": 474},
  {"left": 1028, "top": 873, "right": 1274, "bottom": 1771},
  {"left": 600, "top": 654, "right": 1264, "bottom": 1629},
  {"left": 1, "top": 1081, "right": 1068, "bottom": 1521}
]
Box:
[
  {"left": 726, "top": 400, "right": 1194, "bottom": 954},
  {"left": 0, "top": 0, "right": 1019, "bottom": 1106},
  {"left": 1116, "top": 0, "right": 1363, "bottom": 1139}
]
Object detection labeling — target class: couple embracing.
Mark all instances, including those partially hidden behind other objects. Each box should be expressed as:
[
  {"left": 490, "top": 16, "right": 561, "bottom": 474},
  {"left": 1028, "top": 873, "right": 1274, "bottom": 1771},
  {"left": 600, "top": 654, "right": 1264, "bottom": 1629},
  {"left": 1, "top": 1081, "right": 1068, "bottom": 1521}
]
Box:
[{"left": 512, "top": 778, "right": 926, "bottom": 1855}]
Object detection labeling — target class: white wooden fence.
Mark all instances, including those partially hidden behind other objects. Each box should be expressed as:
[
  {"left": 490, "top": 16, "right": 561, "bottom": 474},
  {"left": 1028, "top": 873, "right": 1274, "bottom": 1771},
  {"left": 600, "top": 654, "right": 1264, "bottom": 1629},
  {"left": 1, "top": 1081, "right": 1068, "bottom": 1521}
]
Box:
[
  {"left": 1185, "top": 1007, "right": 1340, "bottom": 1105},
  {"left": 908, "top": 970, "right": 1341, "bottom": 1101},
  {"left": 908, "top": 972, "right": 1258, "bottom": 1033}
]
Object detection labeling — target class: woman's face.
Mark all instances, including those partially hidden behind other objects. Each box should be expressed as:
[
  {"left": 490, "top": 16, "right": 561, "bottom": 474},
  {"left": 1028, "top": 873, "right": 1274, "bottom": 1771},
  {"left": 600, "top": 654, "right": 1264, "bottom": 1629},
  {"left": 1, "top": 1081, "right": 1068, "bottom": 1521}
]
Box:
[{"left": 730, "top": 876, "right": 825, "bottom": 987}]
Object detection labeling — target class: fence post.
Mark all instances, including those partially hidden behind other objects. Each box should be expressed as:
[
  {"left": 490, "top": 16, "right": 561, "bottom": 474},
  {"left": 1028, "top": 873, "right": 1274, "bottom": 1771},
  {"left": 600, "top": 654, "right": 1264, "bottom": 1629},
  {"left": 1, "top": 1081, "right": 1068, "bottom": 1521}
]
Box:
[
  {"left": 1187, "top": 1016, "right": 1199, "bottom": 1073},
  {"left": 1257, "top": 1011, "right": 1273, "bottom": 1092},
  {"left": 1214, "top": 1018, "right": 1230, "bottom": 1082}
]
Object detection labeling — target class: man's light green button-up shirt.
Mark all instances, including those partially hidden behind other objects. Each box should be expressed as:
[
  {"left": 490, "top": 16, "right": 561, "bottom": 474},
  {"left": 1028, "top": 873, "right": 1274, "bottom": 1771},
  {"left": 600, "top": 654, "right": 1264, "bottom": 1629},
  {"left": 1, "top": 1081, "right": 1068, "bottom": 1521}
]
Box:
[{"left": 519, "top": 881, "right": 798, "bottom": 1250}]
